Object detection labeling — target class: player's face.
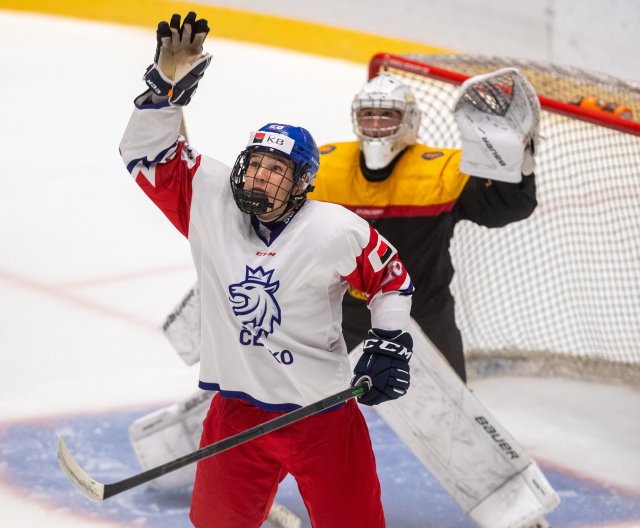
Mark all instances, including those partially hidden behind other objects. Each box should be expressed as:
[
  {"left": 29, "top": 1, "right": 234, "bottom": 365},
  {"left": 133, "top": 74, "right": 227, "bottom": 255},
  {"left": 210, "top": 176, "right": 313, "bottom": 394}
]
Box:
[
  {"left": 244, "top": 152, "right": 296, "bottom": 220},
  {"left": 356, "top": 107, "right": 403, "bottom": 138}
]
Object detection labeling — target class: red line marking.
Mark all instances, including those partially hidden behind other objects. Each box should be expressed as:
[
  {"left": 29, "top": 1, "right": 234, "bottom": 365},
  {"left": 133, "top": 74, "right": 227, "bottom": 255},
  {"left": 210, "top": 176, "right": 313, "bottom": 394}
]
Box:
[
  {"left": 61, "top": 262, "right": 193, "bottom": 288},
  {"left": 0, "top": 268, "right": 159, "bottom": 332}
]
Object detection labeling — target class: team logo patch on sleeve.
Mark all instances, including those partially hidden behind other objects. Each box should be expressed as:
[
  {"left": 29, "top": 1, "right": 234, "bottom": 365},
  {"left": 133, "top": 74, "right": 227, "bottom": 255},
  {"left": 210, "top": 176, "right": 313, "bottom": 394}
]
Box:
[
  {"left": 319, "top": 145, "right": 336, "bottom": 155},
  {"left": 377, "top": 239, "right": 394, "bottom": 264},
  {"left": 367, "top": 234, "right": 397, "bottom": 273},
  {"left": 422, "top": 151, "right": 444, "bottom": 160}
]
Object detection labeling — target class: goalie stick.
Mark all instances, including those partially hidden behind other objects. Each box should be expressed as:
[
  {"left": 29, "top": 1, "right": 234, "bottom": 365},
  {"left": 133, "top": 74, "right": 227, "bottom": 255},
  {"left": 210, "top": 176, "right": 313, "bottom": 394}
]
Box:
[{"left": 57, "top": 379, "right": 371, "bottom": 502}]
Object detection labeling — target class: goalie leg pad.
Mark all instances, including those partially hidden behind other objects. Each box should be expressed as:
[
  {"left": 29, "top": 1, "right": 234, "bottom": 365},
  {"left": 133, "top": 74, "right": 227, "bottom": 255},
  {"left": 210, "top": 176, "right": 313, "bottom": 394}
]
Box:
[
  {"left": 468, "top": 463, "right": 558, "bottom": 528},
  {"left": 163, "top": 283, "right": 202, "bottom": 366},
  {"left": 128, "top": 389, "right": 213, "bottom": 490},
  {"left": 349, "top": 319, "right": 559, "bottom": 528}
]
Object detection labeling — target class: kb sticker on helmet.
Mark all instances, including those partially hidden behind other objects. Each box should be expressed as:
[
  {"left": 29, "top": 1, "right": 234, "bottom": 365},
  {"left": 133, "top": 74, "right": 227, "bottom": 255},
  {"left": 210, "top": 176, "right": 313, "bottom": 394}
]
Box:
[{"left": 248, "top": 131, "right": 294, "bottom": 154}]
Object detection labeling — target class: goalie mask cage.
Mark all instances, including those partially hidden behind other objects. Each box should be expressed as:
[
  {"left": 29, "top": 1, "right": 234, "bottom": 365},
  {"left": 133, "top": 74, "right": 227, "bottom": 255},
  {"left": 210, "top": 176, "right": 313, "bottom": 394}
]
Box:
[{"left": 369, "top": 53, "right": 640, "bottom": 383}]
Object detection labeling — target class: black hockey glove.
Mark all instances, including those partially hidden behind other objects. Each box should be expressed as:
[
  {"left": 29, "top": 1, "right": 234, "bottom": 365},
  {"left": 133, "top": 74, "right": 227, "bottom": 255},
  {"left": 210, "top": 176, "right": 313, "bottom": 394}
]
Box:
[
  {"left": 144, "top": 12, "right": 212, "bottom": 106},
  {"left": 351, "top": 328, "right": 413, "bottom": 406}
]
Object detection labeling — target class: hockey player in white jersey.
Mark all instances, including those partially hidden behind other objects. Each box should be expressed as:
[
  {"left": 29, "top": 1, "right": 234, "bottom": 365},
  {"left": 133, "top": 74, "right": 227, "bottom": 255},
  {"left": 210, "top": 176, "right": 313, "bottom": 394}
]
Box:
[
  {"left": 132, "top": 37, "right": 559, "bottom": 527},
  {"left": 120, "top": 11, "right": 414, "bottom": 528}
]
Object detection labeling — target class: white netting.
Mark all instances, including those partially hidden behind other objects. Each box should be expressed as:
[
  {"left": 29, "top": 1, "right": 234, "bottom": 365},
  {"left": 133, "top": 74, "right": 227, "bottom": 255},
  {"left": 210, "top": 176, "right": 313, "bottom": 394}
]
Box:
[{"left": 373, "top": 54, "right": 640, "bottom": 382}]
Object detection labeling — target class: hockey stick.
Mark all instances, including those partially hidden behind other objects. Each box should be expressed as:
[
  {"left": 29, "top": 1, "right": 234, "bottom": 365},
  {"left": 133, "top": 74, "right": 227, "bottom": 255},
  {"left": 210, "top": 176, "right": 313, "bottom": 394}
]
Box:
[{"left": 57, "top": 378, "right": 371, "bottom": 502}]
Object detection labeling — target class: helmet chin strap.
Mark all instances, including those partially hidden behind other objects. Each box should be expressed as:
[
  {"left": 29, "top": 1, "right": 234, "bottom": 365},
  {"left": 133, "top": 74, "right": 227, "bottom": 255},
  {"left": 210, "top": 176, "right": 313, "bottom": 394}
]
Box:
[{"left": 255, "top": 183, "right": 308, "bottom": 222}]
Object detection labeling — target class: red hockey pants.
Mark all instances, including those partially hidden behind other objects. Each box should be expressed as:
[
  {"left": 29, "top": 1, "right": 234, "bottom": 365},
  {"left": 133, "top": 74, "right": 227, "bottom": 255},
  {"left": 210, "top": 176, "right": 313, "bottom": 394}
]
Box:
[{"left": 189, "top": 394, "right": 385, "bottom": 528}]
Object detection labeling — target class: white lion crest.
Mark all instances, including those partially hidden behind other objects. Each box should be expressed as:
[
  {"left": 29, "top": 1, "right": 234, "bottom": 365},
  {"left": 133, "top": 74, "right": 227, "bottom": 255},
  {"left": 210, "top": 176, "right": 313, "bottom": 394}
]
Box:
[{"left": 228, "top": 266, "right": 281, "bottom": 337}]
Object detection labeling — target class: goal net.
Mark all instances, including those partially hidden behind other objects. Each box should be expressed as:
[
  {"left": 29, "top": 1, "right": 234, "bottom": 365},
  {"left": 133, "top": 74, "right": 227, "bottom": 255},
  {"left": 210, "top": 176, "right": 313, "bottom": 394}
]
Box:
[{"left": 369, "top": 53, "right": 640, "bottom": 383}]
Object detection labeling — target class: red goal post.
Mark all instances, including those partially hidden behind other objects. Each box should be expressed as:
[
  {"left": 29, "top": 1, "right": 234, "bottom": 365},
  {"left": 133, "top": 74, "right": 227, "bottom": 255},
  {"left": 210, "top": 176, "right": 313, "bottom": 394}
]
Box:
[
  {"left": 370, "top": 53, "right": 640, "bottom": 135},
  {"left": 368, "top": 53, "right": 640, "bottom": 383}
]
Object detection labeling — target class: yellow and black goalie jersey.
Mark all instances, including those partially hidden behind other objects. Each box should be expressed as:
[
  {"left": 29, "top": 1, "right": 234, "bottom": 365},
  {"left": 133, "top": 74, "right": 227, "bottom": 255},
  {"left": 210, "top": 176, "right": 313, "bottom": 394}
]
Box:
[{"left": 309, "top": 141, "right": 537, "bottom": 355}]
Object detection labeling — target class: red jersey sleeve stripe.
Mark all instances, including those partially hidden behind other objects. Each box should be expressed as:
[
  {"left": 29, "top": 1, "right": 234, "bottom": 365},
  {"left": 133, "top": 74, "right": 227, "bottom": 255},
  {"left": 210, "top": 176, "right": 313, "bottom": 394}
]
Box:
[{"left": 134, "top": 141, "right": 200, "bottom": 238}]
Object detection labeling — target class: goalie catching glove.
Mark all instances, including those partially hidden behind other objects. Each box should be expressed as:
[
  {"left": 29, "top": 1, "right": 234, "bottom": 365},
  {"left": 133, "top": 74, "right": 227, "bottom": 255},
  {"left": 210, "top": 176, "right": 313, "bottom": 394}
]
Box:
[
  {"left": 352, "top": 329, "right": 413, "bottom": 406},
  {"left": 453, "top": 68, "right": 541, "bottom": 183},
  {"left": 143, "top": 12, "right": 211, "bottom": 106}
]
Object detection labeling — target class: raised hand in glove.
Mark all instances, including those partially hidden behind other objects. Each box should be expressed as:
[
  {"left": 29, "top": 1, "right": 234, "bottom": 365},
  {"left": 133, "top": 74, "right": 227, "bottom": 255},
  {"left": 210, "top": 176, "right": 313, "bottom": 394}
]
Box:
[
  {"left": 144, "top": 12, "right": 212, "bottom": 106},
  {"left": 351, "top": 328, "right": 413, "bottom": 406}
]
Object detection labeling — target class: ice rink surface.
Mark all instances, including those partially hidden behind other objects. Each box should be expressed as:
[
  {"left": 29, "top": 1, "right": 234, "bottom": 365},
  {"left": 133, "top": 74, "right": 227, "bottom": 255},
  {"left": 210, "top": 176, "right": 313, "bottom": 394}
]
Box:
[{"left": 0, "top": 10, "right": 639, "bottom": 528}]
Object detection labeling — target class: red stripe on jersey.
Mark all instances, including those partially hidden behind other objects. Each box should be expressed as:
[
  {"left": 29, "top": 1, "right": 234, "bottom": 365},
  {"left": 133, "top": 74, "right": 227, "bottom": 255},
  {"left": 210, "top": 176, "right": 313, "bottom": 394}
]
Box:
[
  {"left": 343, "top": 226, "right": 410, "bottom": 304},
  {"left": 343, "top": 201, "right": 456, "bottom": 219},
  {"left": 134, "top": 141, "right": 200, "bottom": 238}
]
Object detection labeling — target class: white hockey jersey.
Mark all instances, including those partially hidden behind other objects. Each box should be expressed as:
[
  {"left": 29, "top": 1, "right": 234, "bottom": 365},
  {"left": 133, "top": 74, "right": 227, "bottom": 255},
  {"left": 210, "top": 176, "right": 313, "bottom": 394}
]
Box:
[{"left": 120, "top": 102, "right": 413, "bottom": 411}]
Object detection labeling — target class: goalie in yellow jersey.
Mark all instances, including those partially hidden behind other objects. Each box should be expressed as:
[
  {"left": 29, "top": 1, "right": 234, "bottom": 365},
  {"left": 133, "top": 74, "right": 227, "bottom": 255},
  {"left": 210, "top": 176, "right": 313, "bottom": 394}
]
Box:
[{"left": 309, "top": 70, "right": 540, "bottom": 382}]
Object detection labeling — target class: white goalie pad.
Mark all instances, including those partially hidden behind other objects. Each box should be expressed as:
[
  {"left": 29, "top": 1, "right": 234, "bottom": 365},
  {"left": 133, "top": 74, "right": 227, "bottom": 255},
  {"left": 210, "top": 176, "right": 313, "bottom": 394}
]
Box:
[
  {"left": 129, "top": 389, "right": 213, "bottom": 490},
  {"left": 350, "top": 320, "right": 560, "bottom": 528},
  {"left": 163, "top": 283, "right": 201, "bottom": 365},
  {"left": 453, "top": 68, "right": 541, "bottom": 183}
]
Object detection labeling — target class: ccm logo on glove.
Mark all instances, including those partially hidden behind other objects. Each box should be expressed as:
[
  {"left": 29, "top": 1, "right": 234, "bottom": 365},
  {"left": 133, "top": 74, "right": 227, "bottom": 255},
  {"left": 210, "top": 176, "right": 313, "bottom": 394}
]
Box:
[
  {"left": 363, "top": 336, "right": 413, "bottom": 360},
  {"left": 352, "top": 328, "right": 413, "bottom": 406}
]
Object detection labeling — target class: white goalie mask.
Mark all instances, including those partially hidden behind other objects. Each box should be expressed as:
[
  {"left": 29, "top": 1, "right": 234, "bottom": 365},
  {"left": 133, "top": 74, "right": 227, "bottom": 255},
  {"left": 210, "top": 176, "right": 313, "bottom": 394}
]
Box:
[{"left": 352, "top": 72, "right": 421, "bottom": 170}]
